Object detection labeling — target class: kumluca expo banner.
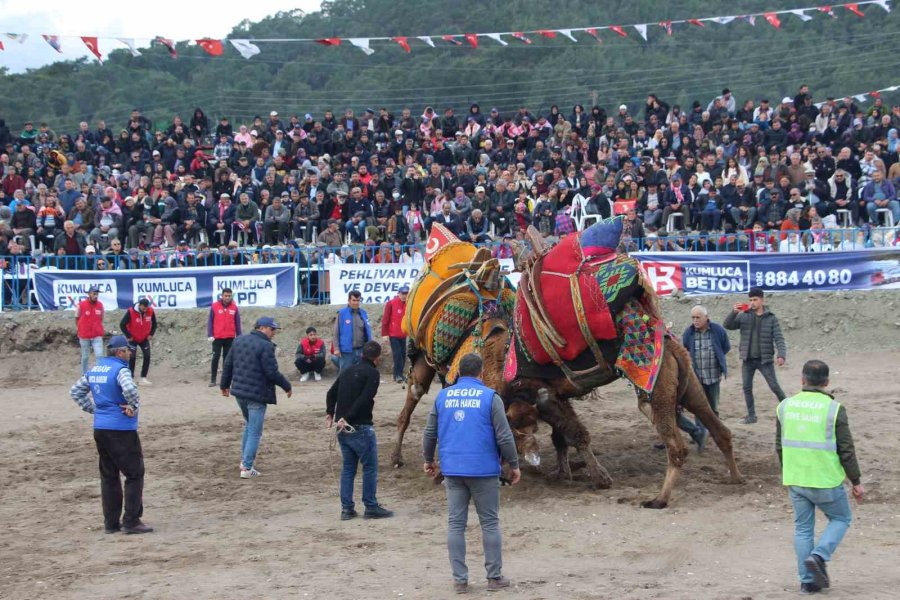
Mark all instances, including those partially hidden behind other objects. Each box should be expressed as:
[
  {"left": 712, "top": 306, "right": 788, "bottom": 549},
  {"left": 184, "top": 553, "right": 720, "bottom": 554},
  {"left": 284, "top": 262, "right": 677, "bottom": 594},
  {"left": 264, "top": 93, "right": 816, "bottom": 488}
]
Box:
[{"left": 33, "top": 264, "right": 299, "bottom": 310}]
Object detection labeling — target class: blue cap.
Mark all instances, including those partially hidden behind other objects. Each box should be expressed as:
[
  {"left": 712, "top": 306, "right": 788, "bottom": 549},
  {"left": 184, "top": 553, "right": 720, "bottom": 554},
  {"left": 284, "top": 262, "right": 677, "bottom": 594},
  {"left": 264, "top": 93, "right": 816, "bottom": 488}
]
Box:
[
  {"left": 88, "top": 285, "right": 100, "bottom": 293},
  {"left": 255, "top": 316, "right": 281, "bottom": 329},
  {"left": 107, "top": 335, "right": 134, "bottom": 350},
  {"left": 399, "top": 284, "right": 410, "bottom": 293}
]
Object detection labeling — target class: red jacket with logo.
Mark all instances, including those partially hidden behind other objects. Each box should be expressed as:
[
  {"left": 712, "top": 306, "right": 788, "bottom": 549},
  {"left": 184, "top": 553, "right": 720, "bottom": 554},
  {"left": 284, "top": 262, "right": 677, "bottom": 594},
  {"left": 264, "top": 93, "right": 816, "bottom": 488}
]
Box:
[
  {"left": 76, "top": 299, "right": 105, "bottom": 339},
  {"left": 122, "top": 305, "right": 156, "bottom": 343},
  {"left": 208, "top": 300, "right": 241, "bottom": 339},
  {"left": 381, "top": 296, "right": 407, "bottom": 339}
]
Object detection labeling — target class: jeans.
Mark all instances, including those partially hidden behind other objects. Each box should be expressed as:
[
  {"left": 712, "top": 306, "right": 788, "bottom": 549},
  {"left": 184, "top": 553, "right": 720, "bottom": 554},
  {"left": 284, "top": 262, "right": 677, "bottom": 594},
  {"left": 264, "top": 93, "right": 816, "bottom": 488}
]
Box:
[
  {"left": 445, "top": 476, "right": 503, "bottom": 583},
  {"left": 211, "top": 338, "right": 234, "bottom": 383},
  {"left": 867, "top": 200, "right": 900, "bottom": 225},
  {"left": 128, "top": 340, "right": 152, "bottom": 378},
  {"left": 80, "top": 337, "right": 105, "bottom": 374},
  {"left": 389, "top": 337, "right": 406, "bottom": 380},
  {"left": 337, "top": 348, "right": 363, "bottom": 373},
  {"left": 788, "top": 485, "right": 853, "bottom": 584},
  {"left": 337, "top": 425, "right": 379, "bottom": 511},
  {"left": 295, "top": 356, "right": 325, "bottom": 374},
  {"left": 695, "top": 380, "right": 721, "bottom": 428},
  {"left": 730, "top": 207, "right": 758, "bottom": 227},
  {"left": 700, "top": 209, "right": 722, "bottom": 231},
  {"left": 741, "top": 358, "right": 786, "bottom": 418},
  {"left": 676, "top": 410, "right": 704, "bottom": 439},
  {"left": 236, "top": 397, "right": 268, "bottom": 470},
  {"left": 94, "top": 429, "right": 144, "bottom": 528}
]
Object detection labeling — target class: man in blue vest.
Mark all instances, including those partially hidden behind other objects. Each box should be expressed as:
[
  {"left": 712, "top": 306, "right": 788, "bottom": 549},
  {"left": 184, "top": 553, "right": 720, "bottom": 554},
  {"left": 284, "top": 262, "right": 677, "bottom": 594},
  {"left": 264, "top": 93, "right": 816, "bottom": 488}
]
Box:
[
  {"left": 776, "top": 360, "right": 864, "bottom": 594},
  {"left": 70, "top": 335, "right": 153, "bottom": 534},
  {"left": 332, "top": 290, "right": 372, "bottom": 373},
  {"left": 423, "top": 353, "right": 520, "bottom": 595}
]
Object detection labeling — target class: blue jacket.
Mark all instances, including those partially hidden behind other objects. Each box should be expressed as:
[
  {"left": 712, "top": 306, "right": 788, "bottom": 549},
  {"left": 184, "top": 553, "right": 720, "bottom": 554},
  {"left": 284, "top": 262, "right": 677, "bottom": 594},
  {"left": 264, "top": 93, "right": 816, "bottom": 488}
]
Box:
[
  {"left": 90, "top": 356, "right": 136, "bottom": 431},
  {"left": 682, "top": 322, "right": 730, "bottom": 378},
  {"left": 221, "top": 330, "right": 291, "bottom": 404},
  {"left": 435, "top": 377, "right": 501, "bottom": 477},
  {"left": 336, "top": 306, "right": 372, "bottom": 353}
]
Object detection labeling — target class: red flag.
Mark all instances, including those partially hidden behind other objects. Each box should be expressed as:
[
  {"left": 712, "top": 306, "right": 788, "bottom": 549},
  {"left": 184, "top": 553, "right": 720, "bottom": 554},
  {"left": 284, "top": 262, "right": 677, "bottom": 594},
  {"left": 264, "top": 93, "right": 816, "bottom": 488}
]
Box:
[
  {"left": 464, "top": 33, "right": 478, "bottom": 48},
  {"left": 81, "top": 36, "right": 102, "bottom": 61},
  {"left": 392, "top": 36, "right": 411, "bottom": 53},
  {"left": 845, "top": 3, "right": 865, "bottom": 17},
  {"left": 870, "top": 90, "right": 881, "bottom": 98},
  {"left": 425, "top": 223, "right": 459, "bottom": 262},
  {"left": 687, "top": 19, "right": 705, "bottom": 27},
  {"left": 0, "top": 41, "right": 4, "bottom": 51},
  {"left": 315, "top": 38, "right": 342, "bottom": 46},
  {"left": 441, "top": 35, "right": 462, "bottom": 46},
  {"left": 537, "top": 30, "right": 557, "bottom": 39},
  {"left": 585, "top": 28, "right": 602, "bottom": 42},
  {"left": 196, "top": 38, "right": 224, "bottom": 56},
  {"left": 610, "top": 26, "right": 627, "bottom": 38},
  {"left": 658, "top": 21, "right": 673, "bottom": 35},
  {"left": 511, "top": 32, "right": 533, "bottom": 44},
  {"left": 155, "top": 37, "right": 177, "bottom": 58},
  {"left": 817, "top": 5, "right": 835, "bottom": 16},
  {"left": 764, "top": 12, "right": 782, "bottom": 29}
]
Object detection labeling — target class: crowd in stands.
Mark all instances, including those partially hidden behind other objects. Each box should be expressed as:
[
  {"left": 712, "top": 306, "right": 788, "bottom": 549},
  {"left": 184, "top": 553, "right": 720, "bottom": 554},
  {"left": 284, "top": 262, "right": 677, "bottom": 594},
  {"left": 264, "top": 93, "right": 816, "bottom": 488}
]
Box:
[{"left": 1, "top": 86, "right": 899, "bottom": 274}]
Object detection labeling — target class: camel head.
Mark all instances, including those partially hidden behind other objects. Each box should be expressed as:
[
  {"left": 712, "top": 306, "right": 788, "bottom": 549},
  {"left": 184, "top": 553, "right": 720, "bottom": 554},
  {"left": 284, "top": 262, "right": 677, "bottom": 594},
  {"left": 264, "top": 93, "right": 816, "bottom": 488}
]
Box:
[{"left": 506, "top": 400, "right": 541, "bottom": 467}]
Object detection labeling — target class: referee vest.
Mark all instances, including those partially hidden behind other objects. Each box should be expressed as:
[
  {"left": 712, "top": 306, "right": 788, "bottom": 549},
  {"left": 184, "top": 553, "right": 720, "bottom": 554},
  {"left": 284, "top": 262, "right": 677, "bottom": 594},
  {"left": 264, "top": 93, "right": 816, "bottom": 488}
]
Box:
[{"left": 777, "top": 390, "right": 845, "bottom": 488}]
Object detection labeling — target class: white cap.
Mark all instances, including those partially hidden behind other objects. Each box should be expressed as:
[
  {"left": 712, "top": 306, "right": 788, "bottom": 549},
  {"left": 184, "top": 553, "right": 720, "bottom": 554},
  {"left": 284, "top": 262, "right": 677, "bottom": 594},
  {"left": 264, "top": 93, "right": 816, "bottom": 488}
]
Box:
[
  {"left": 85, "top": 245, "right": 96, "bottom": 253},
  {"left": 782, "top": 96, "right": 793, "bottom": 104},
  {"left": 475, "top": 185, "right": 486, "bottom": 193},
  {"left": 270, "top": 110, "right": 278, "bottom": 117},
  {"left": 619, "top": 104, "right": 627, "bottom": 111},
  {"left": 250, "top": 130, "right": 258, "bottom": 136}
]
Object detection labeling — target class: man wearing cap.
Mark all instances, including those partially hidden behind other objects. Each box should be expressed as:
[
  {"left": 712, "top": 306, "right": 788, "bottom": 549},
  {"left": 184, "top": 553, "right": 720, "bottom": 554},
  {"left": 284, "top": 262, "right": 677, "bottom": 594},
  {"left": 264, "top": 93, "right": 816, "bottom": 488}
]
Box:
[
  {"left": 208, "top": 288, "right": 242, "bottom": 387},
  {"left": 724, "top": 287, "right": 787, "bottom": 424},
  {"left": 77, "top": 285, "right": 106, "bottom": 374},
  {"left": 70, "top": 335, "right": 153, "bottom": 534},
  {"left": 381, "top": 285, "right": 409, "bottom": 383},
  {"left": 120, "top": 298, "right": 158, "bottom": 385},
  {"left": 221, "top": 317, "right": 292, "bottom": 479}
]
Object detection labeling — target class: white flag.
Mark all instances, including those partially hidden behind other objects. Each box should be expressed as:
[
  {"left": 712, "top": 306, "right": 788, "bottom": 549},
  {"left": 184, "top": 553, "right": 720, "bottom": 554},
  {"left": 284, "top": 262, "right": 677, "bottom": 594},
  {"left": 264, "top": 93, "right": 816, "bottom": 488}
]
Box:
[
  {"left": 348, "top": 38, "right": 374, "bottom": 56},
  {"left": 417, "top": 36, "right": 435, "bottom": 47},
  {"left": 6, "top": 33, "right": 28, "bottom": 44},
  {"left": 854, "top": 94, "right": 868, "bottom": 103},
  {"left": 485, "top": 33, "right": 508, "bottom": 46},
  {"left": 882, "top": 84, "right": 900, "bottom": 92},
  {"left": 711, "top": 16, "right": 736, "bottom": 25},
  {"left": 872, "top": 0, "right": 891, "bottom": 13},
  {"left": 117, "top": 38, "right": 141, "bottom": 57},
  {"left": 633, "top": 24, "right": 648, "bottom": 41},
  {"left": 789, "top": 9, "right": 814, "bottom": 22},
  {"left": 230, "top": 39, "right": 260, "bottom": 59},
  {"left": 558, "top": 29, "right": 578, "bottom": 42}
]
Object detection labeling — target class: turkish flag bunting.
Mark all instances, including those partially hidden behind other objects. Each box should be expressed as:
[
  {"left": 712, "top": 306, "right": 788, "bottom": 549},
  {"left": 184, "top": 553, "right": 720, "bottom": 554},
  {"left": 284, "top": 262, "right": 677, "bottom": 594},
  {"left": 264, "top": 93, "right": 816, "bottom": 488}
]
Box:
[
  {"left": 688, "top": 19, "right": 706, "bottom": 27},
  {"left": 537, "top": 30, "right": 557, "bottom": 38},
  {"left": 464, "top": 33, "right": 478, "bottom": 48},
  {"left": 817, "top": 5, "right": 835, "bottom": 16},
  {"left": 81, "top": 36, "right": 102, "bottom": 61},
  {"left": 0, "top": 41, "right": 4, "bottom": 51},
  {"left": 511, "top": 32, "right": 533, "bottom": 44},
  {"left": 424, "top": 223, "right": 459, "bottom": 263},
  {"left": 610, "top": 25, "right": 628, "bottom": 37},
  {"left": 585, "top": 28, "right": 601, "bottom": 42},
  {"left": 845, "top": 3, "right": 865, "bottom": 17},
  {"left": 764, "top": 12, "right": 782, "bottom": 28},
  {"left": 870, "top": 90, "right": 881, "bottom": 98},
  {"left": 441, "top": 35, "right": 462, "bottom": 46},
  {"left": 156, "top": 37, "right": 177, "bottom": 58},
  {"left": 315, "top": 38, "right": 342, "bottom": 46},
  {"left": 197, "top": 39, "right": 224, "bottom": 56},
  {"left": 658, "top": 21, "right": 673, "bottom": 35},
  {"left": 392, "top": 36, "right": 411, "bottom": 53}
]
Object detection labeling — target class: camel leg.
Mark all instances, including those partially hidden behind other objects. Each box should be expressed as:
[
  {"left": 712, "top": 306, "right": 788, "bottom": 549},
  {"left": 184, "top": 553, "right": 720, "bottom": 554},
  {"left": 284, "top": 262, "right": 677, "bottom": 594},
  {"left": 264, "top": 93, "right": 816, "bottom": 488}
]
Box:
[
  {"left": 641, "top": 352, "right": 687, "bottom": 509},
  {"left": 536, "top": 388, "right": 612, "bottom": 489},
  {"left": 391, "top": 355, "right": 436, "bottom": 468},
  {"left": 680, "top": 372, "right": 745, "bottom": 485},
  {"left": 550, "top": 428, "right": 572, "bottom": 481}
]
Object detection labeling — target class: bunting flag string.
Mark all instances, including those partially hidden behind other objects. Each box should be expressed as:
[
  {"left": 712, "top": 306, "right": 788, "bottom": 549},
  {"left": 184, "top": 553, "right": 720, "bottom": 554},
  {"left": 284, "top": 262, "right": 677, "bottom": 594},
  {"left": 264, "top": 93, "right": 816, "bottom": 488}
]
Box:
[{"left": 0, "top": 1, "right": 892, "bottom": 62}]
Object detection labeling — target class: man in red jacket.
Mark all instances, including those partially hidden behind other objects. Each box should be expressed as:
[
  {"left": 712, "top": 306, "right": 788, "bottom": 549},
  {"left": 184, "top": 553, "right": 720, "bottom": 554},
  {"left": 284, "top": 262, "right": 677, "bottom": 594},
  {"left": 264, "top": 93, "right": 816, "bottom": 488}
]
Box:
[
  {"left": 77, "top": 285, "right": 105, "bottom": 374},
  {"left": 381, "top": 284, "right": 409, "bottom": 383},
  {"left": 208, "top": 288, "right": 242, "bottom": 386},
  {"left": 120, "top": 298, "right": 158, "bottom": 385}
]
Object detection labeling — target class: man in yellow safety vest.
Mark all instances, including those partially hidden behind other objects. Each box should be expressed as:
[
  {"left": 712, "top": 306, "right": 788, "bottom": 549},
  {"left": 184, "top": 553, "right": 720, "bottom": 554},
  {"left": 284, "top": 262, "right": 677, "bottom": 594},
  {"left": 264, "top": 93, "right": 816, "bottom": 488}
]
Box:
[{"left": 776, "top": 359, "right": 865, "bottom": 595}]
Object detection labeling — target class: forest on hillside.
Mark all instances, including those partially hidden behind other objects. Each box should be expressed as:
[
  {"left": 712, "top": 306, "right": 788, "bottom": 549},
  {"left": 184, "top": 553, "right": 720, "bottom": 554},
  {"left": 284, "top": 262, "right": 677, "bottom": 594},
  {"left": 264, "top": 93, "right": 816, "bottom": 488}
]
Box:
[{"left": 0, "top": 0, "right": 896, "bottom": 133}]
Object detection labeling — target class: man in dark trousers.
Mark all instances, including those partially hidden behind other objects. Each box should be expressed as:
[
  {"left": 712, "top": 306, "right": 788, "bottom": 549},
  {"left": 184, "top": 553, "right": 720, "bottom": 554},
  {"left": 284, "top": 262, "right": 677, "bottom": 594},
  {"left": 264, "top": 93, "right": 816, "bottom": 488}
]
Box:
[
  {"left": 221, "top": 317, "right": 292, "bottom": 479},
  {"left": 208, "top": 287, "right": 242, "bottom": 386},
  {"left": 70, "top": 335, "right": 153, "bottom": 534},
  {"left": 776, "top": 360, "right": 864, "bottom": 594},
  {"left": 423, "top": 353, "right": 520, "bottom": 594},
  {"left": 724, "top": 287, "right": 787, "bottom": 424},
  {"left": 120, "top": 298, "right": 157, "bottom": 385},
  {"left": 381, "top": 284, "right": 409, "bottom": 383},
  {"left": 325, "top": 340, "right": 393, "bottom": 521}
]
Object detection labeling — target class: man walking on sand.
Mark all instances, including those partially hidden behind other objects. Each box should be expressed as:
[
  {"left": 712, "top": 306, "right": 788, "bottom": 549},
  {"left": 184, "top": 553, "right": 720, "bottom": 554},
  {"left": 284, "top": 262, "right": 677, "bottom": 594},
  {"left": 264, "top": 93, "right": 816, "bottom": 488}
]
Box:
[
  {"left": 777, "top": 360, "right": 864, "bottom": 594},
  {"left": 208, "top": 287, "right": 242, "bottom": 387},
  {"left": 724, "top": 287, "right": 787, "bottom": 424},
  {"left": 76, "top": 285, "right": 105, "bottom": 374}
]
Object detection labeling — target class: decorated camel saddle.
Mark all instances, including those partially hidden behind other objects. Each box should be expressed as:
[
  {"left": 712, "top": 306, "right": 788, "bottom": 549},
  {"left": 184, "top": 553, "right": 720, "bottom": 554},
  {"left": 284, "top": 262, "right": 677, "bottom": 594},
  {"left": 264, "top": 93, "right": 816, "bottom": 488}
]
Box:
[
  {"left": 403, "top": 224, "right": 517, "bottom": 382},
  {"left": 505, "top": 217, "right": 666, "bottom": 394}
]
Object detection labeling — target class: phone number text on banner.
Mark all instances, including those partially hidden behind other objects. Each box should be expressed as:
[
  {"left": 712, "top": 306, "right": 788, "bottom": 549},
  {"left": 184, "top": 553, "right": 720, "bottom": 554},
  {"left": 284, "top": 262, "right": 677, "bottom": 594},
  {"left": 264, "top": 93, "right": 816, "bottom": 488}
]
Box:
[
  {"left": 33, "top": 264, "right": 299, "bottom": 310},
  {"left": 634, "top": 249, "right": 900, "bottom": 296}
]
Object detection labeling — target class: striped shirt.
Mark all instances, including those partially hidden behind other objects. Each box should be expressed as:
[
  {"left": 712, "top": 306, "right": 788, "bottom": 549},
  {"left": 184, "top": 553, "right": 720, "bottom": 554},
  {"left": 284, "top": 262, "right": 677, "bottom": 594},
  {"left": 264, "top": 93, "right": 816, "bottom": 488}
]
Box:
[{"left": 70, "top": 369, "right": 141, "bottom": 414}]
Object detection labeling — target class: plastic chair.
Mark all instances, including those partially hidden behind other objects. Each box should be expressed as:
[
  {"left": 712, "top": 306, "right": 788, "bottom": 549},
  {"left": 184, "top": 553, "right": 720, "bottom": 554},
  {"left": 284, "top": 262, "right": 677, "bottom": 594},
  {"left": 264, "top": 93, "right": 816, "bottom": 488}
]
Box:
[
  {"left": 666, "top": 212, "right": 684, "bottom": 233},
  {"left": 835, "top": 209, "right": 852, "bottom": 228},
  {"left": 875, "top": 208, "right": 895, "bottom": 228}
]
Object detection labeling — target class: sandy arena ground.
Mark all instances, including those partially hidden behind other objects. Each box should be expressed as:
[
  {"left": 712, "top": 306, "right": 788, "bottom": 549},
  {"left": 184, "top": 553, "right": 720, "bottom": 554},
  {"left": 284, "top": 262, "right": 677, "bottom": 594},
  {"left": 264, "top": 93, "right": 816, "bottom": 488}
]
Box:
[{"left": 1, "top": 292, "right": 899, "bottom": 599}]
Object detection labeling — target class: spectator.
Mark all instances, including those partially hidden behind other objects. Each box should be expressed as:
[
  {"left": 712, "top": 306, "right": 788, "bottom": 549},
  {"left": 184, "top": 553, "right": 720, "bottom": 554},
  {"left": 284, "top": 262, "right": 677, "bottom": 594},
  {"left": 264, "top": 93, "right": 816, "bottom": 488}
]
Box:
[
  {"left": 295, "top": 326, "right": 326, "bottom": 382},
  {"left": 333, "top": 290, "right": 373, "bottom": 372},
  {"left": 861, "top": 170, "right": 898, "bottom": 225},
  {"left": 381, "top": 284, "right": 409, "bottom": 384},
  {"left": 9, "top": 199, "right": 37, "bottom": 252},
  {"left": 120, "top": 298, "right": 157, "bottom": 385}
]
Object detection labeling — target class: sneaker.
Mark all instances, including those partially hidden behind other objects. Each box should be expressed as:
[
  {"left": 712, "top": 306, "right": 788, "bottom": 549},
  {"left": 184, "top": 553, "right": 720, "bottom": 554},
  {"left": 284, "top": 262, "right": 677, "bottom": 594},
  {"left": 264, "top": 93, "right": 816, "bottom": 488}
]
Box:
[
  {"left": 140, "top": 377, "right": 153, "bottom": 386},
  {"left": 653, "top": 442, "right": 666, "bottom": 450},
  {"left": 314, "top": 372, "right": 322, "bottom": 381},
  {"left": 454, "top": 581, "right": 468, "bottom": 594},
  {"left": 208, "top": 381, "right": 217, "bottom": 388},
  {"left": 122, "top": 521, "right": 154, "bottom": 534},
  {"left": 486, "top": 576, "right": 510, "bottom": 591},
  {"left": 240, "top": 467, "right": 261, "bottom": 479},
  {"left": 340, "top": 509, "right": 358, "bottom": 521},
  {"left": 300, "top": 373, "right": 310, "bottom": 382},
  {"left": 800, "top": 582, "right": 822, "bottom": 594},
  {"left": 804, "top": 554, "right": 830, "bottom": 589},
  {"left": 363, "top": 505, "right": 394, "bottom": 519},
  {"left": 739, "top": 415, "right": 758, "bottom": 424}
]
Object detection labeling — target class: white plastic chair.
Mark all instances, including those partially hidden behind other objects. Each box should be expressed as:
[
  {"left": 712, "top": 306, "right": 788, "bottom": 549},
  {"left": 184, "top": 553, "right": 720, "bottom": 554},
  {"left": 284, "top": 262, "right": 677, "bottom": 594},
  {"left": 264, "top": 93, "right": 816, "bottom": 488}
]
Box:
[
  {"left": 572, "top": 193, "right": 601, "bottom": 231},
  {"left": 666, "top": 212, "right": 684, "bottom": 233},
  {"left": 875, "top": 208, "right": 895, "bottom": 228}
]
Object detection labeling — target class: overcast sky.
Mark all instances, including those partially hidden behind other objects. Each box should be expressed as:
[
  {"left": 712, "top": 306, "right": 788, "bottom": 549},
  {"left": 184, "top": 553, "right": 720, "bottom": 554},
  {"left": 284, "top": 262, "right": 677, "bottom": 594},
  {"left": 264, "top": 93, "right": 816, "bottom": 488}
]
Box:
[{"left": 0, "top": 1, "right": 322, "bottom": 72}]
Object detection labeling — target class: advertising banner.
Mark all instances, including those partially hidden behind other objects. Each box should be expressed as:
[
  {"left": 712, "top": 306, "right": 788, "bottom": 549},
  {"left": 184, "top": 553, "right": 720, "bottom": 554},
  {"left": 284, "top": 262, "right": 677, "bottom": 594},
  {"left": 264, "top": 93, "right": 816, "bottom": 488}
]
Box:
[{"left": 327, "top": 263, "right": 423, "bottom": 304}]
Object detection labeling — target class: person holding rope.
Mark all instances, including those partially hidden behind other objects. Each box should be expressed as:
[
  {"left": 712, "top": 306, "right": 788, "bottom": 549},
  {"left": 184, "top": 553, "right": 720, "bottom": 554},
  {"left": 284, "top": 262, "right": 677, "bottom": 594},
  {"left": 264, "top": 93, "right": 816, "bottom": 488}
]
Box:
[{"left": 325, "top": 340, "right": 393, "bottom": 521}]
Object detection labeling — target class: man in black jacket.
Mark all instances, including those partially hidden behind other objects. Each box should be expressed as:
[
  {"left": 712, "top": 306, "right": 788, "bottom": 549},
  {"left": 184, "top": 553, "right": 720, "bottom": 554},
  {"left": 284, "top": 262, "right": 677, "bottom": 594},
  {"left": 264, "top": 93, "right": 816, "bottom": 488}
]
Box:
[
  {"left": 221, "top": 317, "right": 292, "bottom": 479},
  {"left": 325, "top": 341, "right": 393, "bottom": 521}
]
